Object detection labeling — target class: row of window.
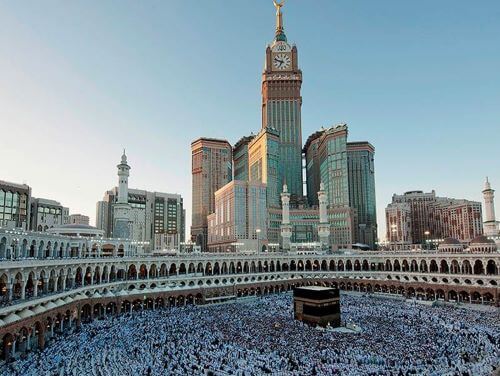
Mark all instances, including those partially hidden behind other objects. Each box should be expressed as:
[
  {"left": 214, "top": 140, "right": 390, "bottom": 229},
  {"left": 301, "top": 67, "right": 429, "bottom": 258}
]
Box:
[{"left": 0, "top": 191, "right": 28, "bottom": 208}]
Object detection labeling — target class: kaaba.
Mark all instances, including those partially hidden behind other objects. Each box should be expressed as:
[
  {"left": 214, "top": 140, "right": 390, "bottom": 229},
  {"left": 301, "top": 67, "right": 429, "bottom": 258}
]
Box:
[{"left": 293, "top": 286, "right": 341, "bottom": 327}]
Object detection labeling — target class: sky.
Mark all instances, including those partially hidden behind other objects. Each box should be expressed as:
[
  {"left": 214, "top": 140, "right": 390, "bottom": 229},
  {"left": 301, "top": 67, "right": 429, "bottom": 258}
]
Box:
[{"left": 0, "top": 0, "right": 499, "bottom": 241}]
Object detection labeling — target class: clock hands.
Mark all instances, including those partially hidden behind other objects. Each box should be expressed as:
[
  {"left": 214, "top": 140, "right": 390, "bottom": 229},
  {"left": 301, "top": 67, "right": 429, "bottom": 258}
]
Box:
[{"left": 274, "top": 57, "right": 285, "bottom": 67}]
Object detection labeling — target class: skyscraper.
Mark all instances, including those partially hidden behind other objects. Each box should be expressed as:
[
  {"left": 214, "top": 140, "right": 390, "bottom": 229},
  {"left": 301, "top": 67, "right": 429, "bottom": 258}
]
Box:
[
  {"left": 248, "top": 127, "right": 281, "bottom": 208},
  {"left": 191, "top": 138, "right": 232, "bottom": 251},
  {"left": 303, "top": 130, "right": 324, "bottom": 207},
  {"left": 207, "top": 180, "right": 267, "bottom": 252},
  {"left": 262, "top": 1, "right": 303, "bottom": 201},
  {"left": 233, "top": 135, "right": 255, "bottom": 181},
  {"left": 318, "top": 124, "right": 349, "bottom": 208},
  {"left": 347, "top": 142, "right": 377, "bottom": 247},
  {"left": 391, "top": 190, "right": 437, "bottom": 244}
]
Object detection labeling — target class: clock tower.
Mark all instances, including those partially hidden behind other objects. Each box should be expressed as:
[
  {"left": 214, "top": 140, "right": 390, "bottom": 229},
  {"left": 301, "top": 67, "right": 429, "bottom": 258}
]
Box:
[{"left": 262, "top": 0, "right": 303, "bottom": 200}]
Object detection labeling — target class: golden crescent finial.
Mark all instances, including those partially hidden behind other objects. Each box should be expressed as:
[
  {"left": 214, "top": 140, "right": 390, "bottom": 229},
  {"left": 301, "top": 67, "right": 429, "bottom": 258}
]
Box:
[{"left": 273, "top": 0, "right": 285, "bottom": 9}]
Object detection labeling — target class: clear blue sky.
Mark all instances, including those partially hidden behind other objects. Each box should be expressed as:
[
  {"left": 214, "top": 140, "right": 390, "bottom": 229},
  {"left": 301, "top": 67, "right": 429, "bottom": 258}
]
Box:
[{"left": 1, "top": 0, "right": 499, "bottom": 240}]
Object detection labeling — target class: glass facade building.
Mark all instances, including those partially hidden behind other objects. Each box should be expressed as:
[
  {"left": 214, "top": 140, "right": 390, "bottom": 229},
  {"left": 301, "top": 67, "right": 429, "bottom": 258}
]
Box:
[
  {"left": 303, "top": 130, "right": 324, "bottom": 207},
  {"left": 248, "top": 128, "right": 281, "bottom": 208},
  {"left": 233, "top": 135, "right": 254, "bottom": 181},
  {"left": 207, "top": 180, "right": 267, "bottom": 252},
  {"left": 347, "top": 142, "right": 377, "bottom": 248},
  {"left": 264, "top": 100, "right": 303, "bottom": 199},
  {"left": 0, "top": 181, "right": 31, "bottom": 230},
  {"left": 318, "top": 125, "right": 349, "bottom": 208}
]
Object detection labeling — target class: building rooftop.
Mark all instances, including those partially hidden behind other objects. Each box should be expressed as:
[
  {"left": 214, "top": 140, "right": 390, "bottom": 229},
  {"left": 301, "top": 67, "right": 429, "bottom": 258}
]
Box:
[
  {"left": 233, "top": 135, "right": 255, "bottom": 151},
  {"left": 0, "top": 180, "right": 30, "bottom": 190},
  {"left": 470, "top": 235, "right": 496, "bottom": 245},
  {"left": 441, "top": 237, "right": 462, "bottom": 245},
  {"left": 33, "top": 198, "right": 63, "bottom": 206},
  {"left": 347, "top": 141, "right": 375, "bottom": 152},
  {"left": 58, "top": 224, "right": 98, "bottom": 230},
  {"left": 191, "top": 137, "right": 232, "bottom": 147},
  {"left": 302, "top": 129, "right": 325, "bottom": 153}
]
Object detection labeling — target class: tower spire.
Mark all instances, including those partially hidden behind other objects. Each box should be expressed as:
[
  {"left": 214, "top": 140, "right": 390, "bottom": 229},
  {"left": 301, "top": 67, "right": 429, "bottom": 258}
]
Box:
[{"left": 273, "top": 0, "right": 287, "bottom": 42}]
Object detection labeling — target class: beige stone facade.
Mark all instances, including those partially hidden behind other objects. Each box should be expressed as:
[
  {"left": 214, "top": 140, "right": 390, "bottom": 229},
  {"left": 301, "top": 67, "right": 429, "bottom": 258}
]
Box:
[{"left": 191, "top": 138, "right": 232, "bottom": 251}]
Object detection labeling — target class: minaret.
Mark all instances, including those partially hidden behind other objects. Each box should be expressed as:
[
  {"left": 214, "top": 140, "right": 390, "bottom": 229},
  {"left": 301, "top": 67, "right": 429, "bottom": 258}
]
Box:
[
  {"left": 483, "top": 177, "right": 499, "bottom": 236},
  {"left": 317, "top": 182, "right": 330, "bottom": 248},
  {"left": 117, "top": 150, "right": 130, "bottom": 204},
  {"left": 113, "top": 150, "right": 131, "bottom": 239},
  {"left": 280, "top": 183, "right": 292, "bottom": 251}
]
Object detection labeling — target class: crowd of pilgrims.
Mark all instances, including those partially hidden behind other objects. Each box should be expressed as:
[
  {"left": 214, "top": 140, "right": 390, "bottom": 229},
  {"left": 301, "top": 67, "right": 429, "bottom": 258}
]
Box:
[{"left": 3, "top": 293, "right": 499, "bottom": 376}]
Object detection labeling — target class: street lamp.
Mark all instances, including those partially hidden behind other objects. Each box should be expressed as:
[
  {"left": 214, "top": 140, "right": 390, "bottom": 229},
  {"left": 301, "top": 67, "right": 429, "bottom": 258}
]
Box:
[
  {"left": 255, "top": 229, "right": 261, "bottom": 252},
  {"left": 390, "top": 224, "right": 397, "bottom": 250},
  {"left": 424, "top": 230, "right": 430, "bottom": 251}
]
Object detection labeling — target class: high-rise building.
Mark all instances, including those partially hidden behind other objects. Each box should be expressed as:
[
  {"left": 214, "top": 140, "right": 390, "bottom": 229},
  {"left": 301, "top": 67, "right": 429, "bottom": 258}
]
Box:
[
  {"left": 385, "top": 202, "right": 412, "bottom": 249},
  {"left": 233, "top": 135, "right": 255, "bottom": 181},
  {"left": 262, "top": 1, "right": 303, "bottom": 201},
  {"left": 191, "top": 138, "right": 232, "bottom": 251},
  {"left": 303, "top": 130, "right": 324, "bottom": 207},
  {"left": 0, "top": 181, "right": 31, "bottom": 230},
  {"left": 96, "top": 200, "right": 110, "bottom": 235},
  {"left": 207, "top": 180, "right": 267, "bottom": 252},
  {"left": 483, "top": 177, "right": 499, "bottom": 236},
  {"left": 433, "top": 199, "right": 482, "bottom": 242},
  {"left": 97, "top": 188, "right": 185, "bottom": 247},
  {"left": 192, "top": 2, "right": 377, "bottom": 252},
  {"left": 391, "top": 190, "right": 437, "bottom": 244},
  {"left": 386, "top": 190, "right": 484, "bottom": 248},
  {"left": 318, "top": 124, "right": 349, "bottom": 208},
  {"left": 248, "top": 127, "right": 281, "bottom": 208},
  {"left": 30, "top": 198, "right": 69, "bottom": 232},
  {"left": 96, "top": 152, "right": 185, "bottom": 250},
  {"left": 347, "top": 142, "right": 377, "bottom": 247}
]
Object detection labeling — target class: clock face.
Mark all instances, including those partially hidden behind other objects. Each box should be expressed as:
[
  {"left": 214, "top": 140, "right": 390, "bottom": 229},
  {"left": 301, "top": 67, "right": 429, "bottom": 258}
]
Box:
[{"left": 273, "top": 53, "right": 291, "bottom": 70}]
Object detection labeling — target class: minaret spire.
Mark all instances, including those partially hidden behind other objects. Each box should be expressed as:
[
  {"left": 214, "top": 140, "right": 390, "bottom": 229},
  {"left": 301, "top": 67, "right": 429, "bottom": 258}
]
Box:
[
  {"left": 482, "top": 177, "right": 499, "bottom": 236},
  {"left": 273, "top": 0, "right": 287, "bottom": 42}
]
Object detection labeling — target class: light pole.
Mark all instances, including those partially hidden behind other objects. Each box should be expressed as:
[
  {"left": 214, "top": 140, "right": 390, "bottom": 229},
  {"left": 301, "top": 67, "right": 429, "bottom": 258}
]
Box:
[
  {"left": 424, "top": 230, "right": 430, "bottom": 251},
  {"left": 390, "top": 224, "right": 397, "bottom": 250},
  {"left": 256, "top": 228, "right": 261, "bottom": 253}
]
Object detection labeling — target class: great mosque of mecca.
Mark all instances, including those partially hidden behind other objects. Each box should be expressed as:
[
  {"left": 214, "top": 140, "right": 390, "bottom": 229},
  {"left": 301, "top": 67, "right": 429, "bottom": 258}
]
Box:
[{"left": 0, "top": 0, "right": 498, "bottom": 369}]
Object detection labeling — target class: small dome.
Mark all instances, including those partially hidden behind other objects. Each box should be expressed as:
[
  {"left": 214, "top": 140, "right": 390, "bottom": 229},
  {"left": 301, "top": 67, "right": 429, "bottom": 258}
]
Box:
[
  {"left": 115, "top": 290, "right": 128, "bottom": 297},
  {"left": 470, "top": 235, "right": 495, "bottom": 245},
  {"left": 63, "top": 297, "right": 74, "bottom": 304},
  {"left": 44, "top": 302, "right": 57, "bottom": 310},
  {"left": 3, "top": 313, "right": 21, "bottom": 324},
  {"left": 32, "top": 305, "right": 46, "bottom": 314},
  {"left": 275, "top": 32, "right": 287, "bottom": 42},
  {"left": 92, "top": 292, "right": 102, "bottom": 298},
  {"left": 17, "top": 309, "right": 35, "bottom": 319},
  {"left": 73, "top": 294, "right": 87, "bottom": 301},
  {"left": 441, "top": 237, "right": 461, "bottom": 245},
  {"left": 0, "top": 319, "right": 5, "bottom": 327},
  {"left": 55, "top": 299, "right": 66, "bottom": 307}
]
